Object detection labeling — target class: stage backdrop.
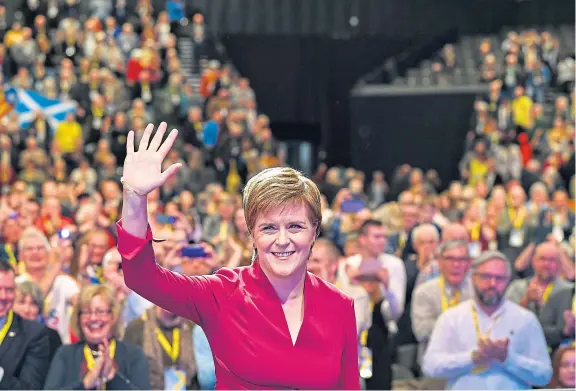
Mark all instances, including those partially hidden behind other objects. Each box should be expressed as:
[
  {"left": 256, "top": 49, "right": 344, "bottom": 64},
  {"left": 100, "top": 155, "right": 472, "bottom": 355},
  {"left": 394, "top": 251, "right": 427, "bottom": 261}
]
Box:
[
  {"left": 213, "top": 0, "right": 573, "bottom": 168},
  {"left": 350, "top": 85, "right": 488, "bottom": 186}
]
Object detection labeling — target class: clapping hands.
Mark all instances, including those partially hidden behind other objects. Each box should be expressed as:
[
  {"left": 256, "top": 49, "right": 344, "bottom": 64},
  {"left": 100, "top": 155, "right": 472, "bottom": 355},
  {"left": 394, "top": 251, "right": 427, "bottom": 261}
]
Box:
[
  {"left": 82, "top": 340, "right": 116, "bottom": 389},
  {"left": 473, "top": 338, "right": 509, "bottom": 365}
]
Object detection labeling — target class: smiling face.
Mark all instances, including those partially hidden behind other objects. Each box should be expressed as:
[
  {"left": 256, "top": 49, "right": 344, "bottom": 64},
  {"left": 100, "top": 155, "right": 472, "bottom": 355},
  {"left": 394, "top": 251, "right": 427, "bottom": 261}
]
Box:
[
  {"left": 13, "top": 291, "right": 39, "bottom": 320},
  {"left": 79, "top": 294, "right": 114, "bottom": 345},
  {"left": 252, "top": 203, "right": 317, "bottom": 280},
  {"left": 558, "top": 349, "right": 575, "bottom": 388}
]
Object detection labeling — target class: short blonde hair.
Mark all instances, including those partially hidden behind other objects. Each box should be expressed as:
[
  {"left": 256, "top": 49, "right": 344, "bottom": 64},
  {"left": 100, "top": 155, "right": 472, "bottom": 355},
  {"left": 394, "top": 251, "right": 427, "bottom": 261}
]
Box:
[
  {"left": 18, "top": 227, "right": 50, "bottom": 253},
  {"left": 70, "top": 285, "right": 123, "bottom": 342},
  {"left": 243, "top": 167, "right": 322, "bottom": 236}
]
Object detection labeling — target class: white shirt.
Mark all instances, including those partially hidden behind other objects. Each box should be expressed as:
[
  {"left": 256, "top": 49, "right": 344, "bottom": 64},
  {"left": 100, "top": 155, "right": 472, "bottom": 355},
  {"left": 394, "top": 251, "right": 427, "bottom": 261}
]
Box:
[
  {"left": 16, "top": 274, "right": 79, "bottom": 343},
  {"left": 423, "top": 299, "right": 552, "bottom": 390},
  {"left": 338, "top": 253, "right": 406, "bottom": 334}
]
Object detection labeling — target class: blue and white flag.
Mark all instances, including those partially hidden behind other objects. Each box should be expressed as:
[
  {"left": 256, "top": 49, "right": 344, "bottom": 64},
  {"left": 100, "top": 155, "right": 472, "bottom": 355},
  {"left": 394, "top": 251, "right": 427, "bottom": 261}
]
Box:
[{"left": 15, "top": 88, "right": 77, "bottom": 131}]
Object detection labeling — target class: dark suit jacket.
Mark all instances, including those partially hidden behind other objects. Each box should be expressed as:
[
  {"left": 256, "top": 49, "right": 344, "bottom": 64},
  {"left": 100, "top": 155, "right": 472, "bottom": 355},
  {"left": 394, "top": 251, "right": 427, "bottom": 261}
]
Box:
[
  {"left": 365, "top": 299, "right": 393, "bottom": 390},
  {"left": 46, "top": 327, "right": 62, "bottom": 362},
  {"left": 0, "top": 312, "right": 51, "bottom": 390},
  {"left": 44, "top": 340, "right": 151, "bottom": 390},
  {"left": 539, "top": 286, "right": 576, "bottom": 351}
]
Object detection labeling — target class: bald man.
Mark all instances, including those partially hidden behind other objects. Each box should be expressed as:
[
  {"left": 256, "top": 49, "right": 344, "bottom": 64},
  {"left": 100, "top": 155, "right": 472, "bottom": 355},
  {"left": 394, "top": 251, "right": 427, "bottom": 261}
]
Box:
[
  {"left": 505, "top": 242, "right": 572, "bottom": 315},
  {"left": 442, "top": 223, "right": 470, "bottom": 242}
]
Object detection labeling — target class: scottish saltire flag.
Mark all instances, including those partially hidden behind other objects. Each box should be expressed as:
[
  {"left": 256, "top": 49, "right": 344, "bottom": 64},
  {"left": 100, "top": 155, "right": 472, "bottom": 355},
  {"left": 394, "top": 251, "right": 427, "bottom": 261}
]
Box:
[
  {"left": 15, "top": 88, "right": 77, "bottom": 131},
  {"left": 0, "top": 86, "right": 18, "bottom": 119}
]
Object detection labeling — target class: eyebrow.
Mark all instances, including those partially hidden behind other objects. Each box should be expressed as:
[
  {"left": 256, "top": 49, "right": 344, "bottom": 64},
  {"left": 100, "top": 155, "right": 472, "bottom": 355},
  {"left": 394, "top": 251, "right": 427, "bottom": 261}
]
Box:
[{"left": 258, "top": 220, "right": 308, "bottom": 228}]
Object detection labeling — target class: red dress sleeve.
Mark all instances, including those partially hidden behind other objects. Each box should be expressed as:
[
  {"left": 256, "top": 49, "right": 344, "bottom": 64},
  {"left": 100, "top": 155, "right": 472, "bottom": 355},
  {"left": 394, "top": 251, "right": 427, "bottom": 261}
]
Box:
[
  {"left": 338, "top": 297, "right": 361, "bottom": 389},
  {"left": 116, "top": 220, "right": 237, "bottom": 327}
]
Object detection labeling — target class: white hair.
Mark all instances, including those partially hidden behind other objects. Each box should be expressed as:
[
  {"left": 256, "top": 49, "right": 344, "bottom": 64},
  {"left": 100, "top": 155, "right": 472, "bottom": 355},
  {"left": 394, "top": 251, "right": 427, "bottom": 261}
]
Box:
[
  {"left": 411, "top": 223, "right": 439, "bottom": 246},
  {"left": 102, "top": 248, "right": 121, "bottom": 268},
  {"left": 75, "top": 203, "right": 97, "bottom": 224},
  {"left": 18, "top": 227, "right": 50, "bottom": 253},
  {"left": 529, "top": 182, "right": 548, "bottom": 197}
]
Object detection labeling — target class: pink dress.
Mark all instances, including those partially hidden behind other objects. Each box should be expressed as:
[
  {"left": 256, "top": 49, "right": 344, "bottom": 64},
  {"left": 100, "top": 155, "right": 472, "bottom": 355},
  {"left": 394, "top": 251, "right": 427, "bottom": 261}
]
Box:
[{"left": 116, "top": 221, "right": 360, "bottom": 390}]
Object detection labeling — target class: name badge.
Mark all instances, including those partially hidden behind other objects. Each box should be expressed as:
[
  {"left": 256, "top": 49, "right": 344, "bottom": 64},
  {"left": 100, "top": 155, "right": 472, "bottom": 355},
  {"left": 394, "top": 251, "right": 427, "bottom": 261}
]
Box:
[
  {"left": 469, "top": 242, "right": 481, "bottom": 258},
  {"left": 164, "top": 367, "right": 186, "bottom": 390},
  {"left": 509, "top": 229, "right": 525, "bottom": 248}
]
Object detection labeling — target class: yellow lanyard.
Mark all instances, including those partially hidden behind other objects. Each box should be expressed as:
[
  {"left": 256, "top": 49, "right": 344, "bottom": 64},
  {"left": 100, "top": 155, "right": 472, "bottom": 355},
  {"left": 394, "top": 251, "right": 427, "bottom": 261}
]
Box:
[
  {"left": 469, "top": 223, "right": 481, "bottom": 242},
  {"left": 398, "top": 233, "right": 406, "bottom": 249},
  {"left": 219, "top": 222, "right": 229, "bottom": 239},
  {"left": 508, "top": 207, "right": 526, "bottom": 230},
  {"left": 359, "top": 301, "right": 375, "bottom": 347},
  {"left": 541, "top": 283, "right": 554, "bottom": 305},
  {"left": 439, "top": 276, "right": 461, "bottom": 312},
  {"left": 4, "top": 244, "right": 17, "bottom": 271},
  {"left": 572, "top": 296, "right": 576, "bottom": 314},
  {"left": 471, "top": 304, "right": 503, "bottom": 373},
  {"left": 156, "top": 327, "right": 180, "bottom": 364},
  {"left": 44, "top": 291, "right": 52, "bottom": 318},
  {"left": 83, "top": 339, "right": 117, "bottom": 390},
  {"left": 0, "top": 311, "right": 14, "bottom": 344}
]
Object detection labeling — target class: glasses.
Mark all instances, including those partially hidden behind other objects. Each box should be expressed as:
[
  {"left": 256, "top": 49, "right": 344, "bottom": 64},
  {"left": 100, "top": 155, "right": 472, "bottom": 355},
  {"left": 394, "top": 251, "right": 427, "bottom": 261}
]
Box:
[
  {"left": 474, "top": 272, "right": 509, "bottom": 283},
  {"left": 80, "top": 309, "right": 112, "bottom": 318}
]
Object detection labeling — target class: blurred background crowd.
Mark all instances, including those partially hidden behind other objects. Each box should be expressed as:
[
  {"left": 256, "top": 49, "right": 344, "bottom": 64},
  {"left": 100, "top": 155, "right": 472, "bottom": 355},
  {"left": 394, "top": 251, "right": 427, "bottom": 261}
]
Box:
[{"left": 0, "top": 0, "right": 574, "bottom": 390}]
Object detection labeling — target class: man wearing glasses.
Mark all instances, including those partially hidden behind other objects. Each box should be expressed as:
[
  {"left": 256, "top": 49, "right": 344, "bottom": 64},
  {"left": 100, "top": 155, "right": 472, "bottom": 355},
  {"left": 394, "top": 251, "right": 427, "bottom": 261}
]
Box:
[
  {"left": 422, "top": 251, "right": 552, "bottom": 390},
  {"left": 411, "top": 240, "right": 473, "bottom": 369}
]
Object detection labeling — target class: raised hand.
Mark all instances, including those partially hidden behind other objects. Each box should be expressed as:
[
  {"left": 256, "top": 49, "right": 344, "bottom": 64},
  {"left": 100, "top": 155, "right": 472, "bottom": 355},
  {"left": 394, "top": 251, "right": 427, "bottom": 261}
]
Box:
[{"left": 122, "top": 122, "right": 182, "bottom": 196}]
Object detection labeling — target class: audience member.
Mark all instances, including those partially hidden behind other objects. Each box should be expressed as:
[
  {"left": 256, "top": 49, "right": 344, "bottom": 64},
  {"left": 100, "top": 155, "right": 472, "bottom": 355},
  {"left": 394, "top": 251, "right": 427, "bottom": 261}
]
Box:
[
  {"left": 422, "top": 251, "right": 552, "bottom": 389},
  {"left": 0, "top": 255, "right": 52, "bottom": 389}
]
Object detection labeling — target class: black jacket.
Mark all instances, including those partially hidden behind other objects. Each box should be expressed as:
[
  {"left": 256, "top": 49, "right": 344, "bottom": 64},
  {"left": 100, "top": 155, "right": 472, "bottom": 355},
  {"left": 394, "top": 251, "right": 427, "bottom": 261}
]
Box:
[
  {"left": 44, "top": 340, "right": 151, "bottom": 390},
  {"left": 0, "top": 312, "right": 51, "bottom": 390}
]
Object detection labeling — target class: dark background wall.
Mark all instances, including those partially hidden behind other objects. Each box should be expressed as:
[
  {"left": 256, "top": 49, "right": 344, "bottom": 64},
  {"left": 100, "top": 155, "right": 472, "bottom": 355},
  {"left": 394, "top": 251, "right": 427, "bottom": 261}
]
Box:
[
  {"left": 189, "top": 0, "right": 574, "bottom": 37},
  {"left": 199, "top": 0, "right": 574, "bottom": 170},
  {"left": 350, "top": 87, "right": 485, "bottom": 184}
]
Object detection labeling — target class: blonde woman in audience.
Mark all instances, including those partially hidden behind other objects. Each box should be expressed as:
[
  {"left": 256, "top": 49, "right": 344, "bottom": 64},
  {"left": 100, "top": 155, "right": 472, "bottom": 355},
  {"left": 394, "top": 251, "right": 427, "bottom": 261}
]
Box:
[
  {"left": 44, "top": 285, "right": 150, "bottom": 390},
  {"left": 547, "top": 342, "right": 575, "bottom": 389},
  {"left": 16, "top": 227, "right": 79, "bottom": 343}
]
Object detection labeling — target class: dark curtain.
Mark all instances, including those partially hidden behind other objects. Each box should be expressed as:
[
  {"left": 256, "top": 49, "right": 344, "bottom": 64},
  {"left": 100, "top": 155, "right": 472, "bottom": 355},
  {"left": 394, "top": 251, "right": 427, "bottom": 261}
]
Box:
[
  {"left": 349, "top": 89, "right": 483, "bottom": 184},
  {"left": 221, "top": 35, "right": 413, "bottom": 165}
]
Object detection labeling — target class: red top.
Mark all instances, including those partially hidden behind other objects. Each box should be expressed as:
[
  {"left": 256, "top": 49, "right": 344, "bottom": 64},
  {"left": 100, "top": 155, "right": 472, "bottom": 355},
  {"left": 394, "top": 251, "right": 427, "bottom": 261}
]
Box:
[{"left": 116, "top": 221, "right": 360, "bottom": 390}]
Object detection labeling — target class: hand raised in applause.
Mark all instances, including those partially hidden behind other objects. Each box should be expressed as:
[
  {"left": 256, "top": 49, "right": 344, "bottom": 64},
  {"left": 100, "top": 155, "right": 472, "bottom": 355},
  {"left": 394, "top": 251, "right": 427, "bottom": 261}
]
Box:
[
  {"left": 478, "top": 338, "right": 509, "bottom": 363},
  {"left": 122, "top": 122, "right": 182, "bottom": 196}
]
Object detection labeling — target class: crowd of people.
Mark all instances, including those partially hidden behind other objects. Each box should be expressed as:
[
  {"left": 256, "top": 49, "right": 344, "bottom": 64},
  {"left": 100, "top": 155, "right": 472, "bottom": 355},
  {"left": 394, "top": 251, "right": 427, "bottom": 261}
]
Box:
[{"left": 0, "top": 1, "right": 574, "bottom": 390}]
